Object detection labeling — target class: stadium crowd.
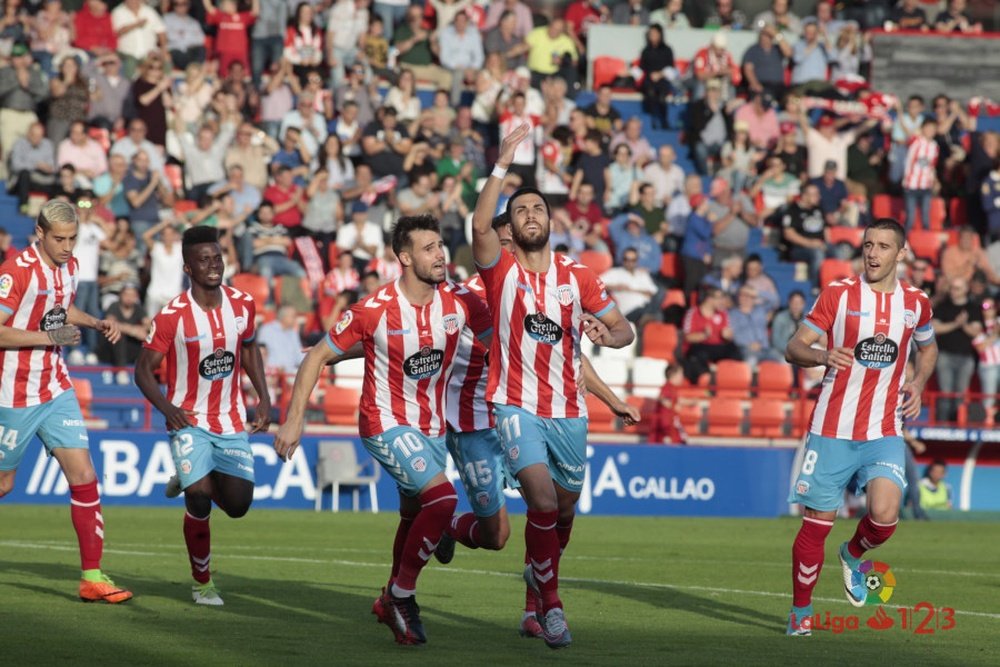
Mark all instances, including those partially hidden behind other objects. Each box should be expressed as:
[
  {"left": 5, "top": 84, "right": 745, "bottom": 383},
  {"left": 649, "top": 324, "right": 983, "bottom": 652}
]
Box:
[{"left": 1, "top": 0, "right": 999, "bottom": 430}]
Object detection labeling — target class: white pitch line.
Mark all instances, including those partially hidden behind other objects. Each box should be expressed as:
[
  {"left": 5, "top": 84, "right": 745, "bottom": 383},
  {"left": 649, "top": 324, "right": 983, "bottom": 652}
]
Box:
[{"left": 3, "top": 540, "right": 999, "bottom": 620}]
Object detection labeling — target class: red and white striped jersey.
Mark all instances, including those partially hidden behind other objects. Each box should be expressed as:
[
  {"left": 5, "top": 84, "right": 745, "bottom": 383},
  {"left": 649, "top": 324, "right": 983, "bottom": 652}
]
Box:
[
  {"left": 365, "top": 256, "right": 402, "bottom": 283},
  {"left": 322, "top": 267, "right": 360, "bottom": 297},
  {"left": 143, "top": 287, "right": 257, "bottom": 435},
  {"left": 804, "top": 276, "right": 935, "bottom": 440},
  {"left": 974, "top": 321, "right": 1000, "bottom": 366},
  {"left": 326, "top": 279, "right": 492, "bottom": 438},
  {"left": 902, "top": 136, "right": 939, "bottom": 190},
  {"left": 478, "top": 250, "right": 616, "bottom": 419},
  {"left": 0, "top": 245, "right": 77, "bottom": 408},
  {"left": 446, "top": 275, "right": 492, "bottom": 433}
]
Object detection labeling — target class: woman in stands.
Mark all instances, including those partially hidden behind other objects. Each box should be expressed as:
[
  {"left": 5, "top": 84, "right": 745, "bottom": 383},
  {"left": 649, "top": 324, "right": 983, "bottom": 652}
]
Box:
[{"left": 637, "top": 24, "right": 674, "bottom": 130}]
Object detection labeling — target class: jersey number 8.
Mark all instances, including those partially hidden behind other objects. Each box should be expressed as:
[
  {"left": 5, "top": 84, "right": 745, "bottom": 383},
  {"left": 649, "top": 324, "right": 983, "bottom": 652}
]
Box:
[{"left": 801, "top": 449, "right": 819, "bottom": 476}]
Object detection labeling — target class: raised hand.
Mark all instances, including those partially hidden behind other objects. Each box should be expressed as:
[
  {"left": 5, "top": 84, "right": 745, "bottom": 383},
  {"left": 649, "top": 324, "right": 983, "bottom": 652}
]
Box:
[{"left": 497, "top": 123, "right": 532, "bottom": 169}]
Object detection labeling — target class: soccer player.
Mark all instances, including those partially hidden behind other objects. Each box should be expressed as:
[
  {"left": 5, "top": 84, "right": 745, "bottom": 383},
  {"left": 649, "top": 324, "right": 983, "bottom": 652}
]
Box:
[
  {"left": 784, "top": 218, "right": 937, "bottom": 636},
  {"left": 438, "top": 214, "right": 640, "bottom": 640},
  {"left": 471, "top": 124, "right": 635, "bottom": 648},
  {"left": 0, "top": 200, "right": 131, "bottom": 603},
  {"left": 134, "top": 226, "right": 271, "bottom": 606},
  {"left": 274, "top": 215, "right": 492, "bottom": 645}
]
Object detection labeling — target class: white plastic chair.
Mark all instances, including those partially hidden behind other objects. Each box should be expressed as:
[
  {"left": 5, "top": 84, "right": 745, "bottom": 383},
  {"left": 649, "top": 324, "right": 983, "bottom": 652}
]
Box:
[{"left": 315, "top": 441, "right": 380, "bottom": 512}]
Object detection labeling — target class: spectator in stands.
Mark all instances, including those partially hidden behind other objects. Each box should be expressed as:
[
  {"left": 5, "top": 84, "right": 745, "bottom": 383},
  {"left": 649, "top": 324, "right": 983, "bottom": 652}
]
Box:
[
  {"left": 251, "top": 0, "right": 288, "bottom": 86},
  {"left": 681, "top": 284, "right": 740, "bottom": 382},
  {"left": 644, "top": 144, "right": 685, "bottom": 209},
  {"left": 753, "top": 0, "right": 802, "bottom": 37},
  {"left": 741, "top": 25, "right": 791, "bottom": 101},
  {"left": 790, "top": 17, "right": 833, "bottom": 92},
  {"left": 608, "top": 211, "right": 661, "bottom": 275},
  {"left": 734, "top": 92, "right": 781, "bottom": 152},
  {"left": 769, "top": 289, "right": 806, "bottom": 358},
  {"left": 111, "top": 0, "right": 167, "bottom": 76},
  {"left": 932, "top": 95, "right": 971, "bottom": 197},
  {"left": 263, "top": 165, "right": 307, "bottom": 235},
  {"left": 142, "top": 218, "right": 184, "bottom": 317},
  {"left": 611, "top": 0, "right": 649, "bottom": 26},
  {"left": 53, "top": 164, "right": 85, "bottom": 202},
  {"left": 484, "top": 10, "right": 529, "bottom": 70},
  {"left": 687, "top": 79, "right": 733, "bottom": 175},
  {"left": 211, "top": 164, "right": 263, "bottom": 223},
  {"left": 164, "top": 0, "right": 206, "bottom": 70},
  {"left": 384, "top": 68, "right": 422, "bottom": 128},
  {"left": 742, "top": 253, "right": 780, "bottom": 314},
  {"left": 225, "top": 122, "right": 278, "bottom": 192},
  {"left": 934, "top": 0, "right": 981, "bottom": 34},
  {"left": 75, "top": 0, "right": 117, "bottom": 56},
  {"left": 974, "top": 297, "right": 1000, "bottom": 424},
  {"left": 941, "top": 226, "right": 1000, "bottom": 285},
  {"left": 284, "top": 2, "right": 324, "bottom": 84},
  {"left": 908, "top": 257, "right": 936, "bottom": 299},
  {"left": 248, "top": 200, "right": 307, "bottom": 286},
  {"left": 781, "top": 181, "right": 826, "bottom": 284},
  {"left": 650, "top": 363, "right": 686, "bottom": 445},
  {"left": 337, "top": 200, "right": 385, "bottom": 274},
  {"left": 524, "top": 17, "right": 578, "bottom": 91},
  {"left": 29, "top": 0, "right": 70, "bottom": 75},
  {"left": 637, "top": 25, "right": 674, "bottom": 130},
  {"left": 649, "top": 0, "right": 689, "bottom": 30},
  {"left": 933, "top": 277, "right": 983, "bottom": 422},
  {"left": 704, "top": 0, "right": 747, "bottom": 30},
  {"left": 0, "top": 226, "right": 15, "bottom": 263},
  {"left": 890, "top": 95, "right": 926, "bottom": 185},
  {"left": 484, "top": 0, "right": 532, "bottom": 38},
  {"left": 888, "top": 0, "right": 930, "bottom": 31},
  {"left": 124, "top": 149, "right": 171, "bottom": 249},
  {"left": 57, "top": 122, "right": 108, "bottom": 187},
  {"left": 830, "top": 20, "right": 871, "bottom": 80},
  {"left": 99, "top": 283, "right": 147, "bottom": 374},
  {"left": 397, "top": 172, "right": 442, "bottom": 218},
  {"left": 439, "top": 12, "right": 485, "bottom": 106},
  {"left": 919, "top": 460, "right": 953, "bottom": 510},
  {"left": 8, "top": 121, "right": 55, "bottom": 209},
  {"left": 707, "top": 177, "right": 757, "bottom": 267},
  {"left": 73, "top": 191, "right": 110, "bottom": 354},
  {"left": 846, "top": 130, "right": 883, "bottom": 198},
  {"left": 98, "top": 220, "right": 143, "bottom": 309},
  {"left": 362, "top": 105, "right": 412, "bottom": 180},
  {"left": 752, "top": 154, "right": 799, "bottom": 219},
  {"left": 565, "top": 0, "right": 607, "bottom": 43},
  {"left": 571, "top": 129, "right": 610, "bottom": 210},
  {"left": 701, "top": 255, "right": 743, "bottom": 302},
  {"left": 718, "top": 120, "right": 758, "bottom": 193},
  {"left": 601, "top": 246, "right": 660, "bottom": 324},
  {"left": 692, "top": 32, "right": 738, "bottom": 102},
  {"left": 94, "top": 153, "right": 129, "bottom": 218},
  {"left": 393, "top": 4, "right": 451, "bottom": 90},
  {"left": 45, "top": 56, "right": 88, "bottom": 145},
  {"left": 131, "top": 54, "right": 172, "bottom": 148},
  {"left": 982, "top": 159, "right": 1000, "bottom": 243},
  {"left": 258, "top": 305, "right": 306, "bottom": 376},
  {"left": 630, "top": 182, "right": 667, "bottom": 243},
  {"left": 902, "top": 118, "right": 940, "bottom": 231},
  {"left": 802, "top": 112, "right": 878, "bottom": 180},
  {"left": 681, "top": 193, "right": 714, "bottom": 294},
  {"left": 811, "top": 159, "right": 849, "bottom": 225},
  {"left": 566, "top": 181, "right": 607, "bottom": 246},
  {"left": 0, "top": 41, "right": 47, "bottom": 180},
  {"left": 611, "top": 117, "right": 655, "bottom": 168},
  {"left": 605, "top": 144, "right": 641, "bottom": 213},
  {"left": 729, "top": 284, "right": 777, "bottom": 368},
  {"left": 85, "top": 55, "right": 127, "bottom": 134},
  {"left": 272, "top": 125, "right": 311, "bottom": 186},
  {"left": 326, "top": 0, "right": 369, "bottom": 91},
  {"left": 175, "top": 112, "right": 239, "bottom": 203},
  {"left": 585, "top": 84, "right": 623, "bottom": 140},
  {"left": 320, "top": 251, "right": 363, "bottom": 329},
  {"left": 358, "top": 15, "right": 391, "bottom": 82},
  {"left": 773, "top": 120, "right": 807, "bottom": 180}
]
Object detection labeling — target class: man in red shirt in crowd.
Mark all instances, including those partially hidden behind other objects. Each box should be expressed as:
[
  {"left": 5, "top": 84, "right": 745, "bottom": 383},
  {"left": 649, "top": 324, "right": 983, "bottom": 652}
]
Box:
[
  {"left": 263, "top": 165, "right": 306, "bottom": 234},
  {"left": 74, "top": 0, "right": 118, "bottom": 56},
  {"left": 681, "top": 284, "right": 741, "bottom": 381}
]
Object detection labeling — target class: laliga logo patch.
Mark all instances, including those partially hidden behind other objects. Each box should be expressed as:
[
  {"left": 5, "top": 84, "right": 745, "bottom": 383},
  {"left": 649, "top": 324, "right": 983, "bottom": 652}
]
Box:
[
  {"left": 0, "top": 274, "right": 12, "bottom": 299},
  {"left": 199, "top": 347, "right": 236, "bottom": 380},
  {"left": 334, "top": 310, "right": 353, "bottom": 335},
  {"left": 145, "top": 320, "right": 156, "bottom": 344},
  {"left": 442, "top": 314, "right": 460, "bottom": 335},
  {"left": 411, "top": 457, "right": 427, "bottom": 473},
  {"left": 556, "top": 284, "right": 575, "bottom": 307},
  {"left": 902, "top": 309, "right": 917, "bottom": 329},
  {"left": 854, "top": 333, "right": 899, "bottom": 370}
]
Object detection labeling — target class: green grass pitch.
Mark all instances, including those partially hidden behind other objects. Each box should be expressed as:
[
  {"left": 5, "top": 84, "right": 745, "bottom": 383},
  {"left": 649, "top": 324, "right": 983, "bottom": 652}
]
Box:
[{"left": 1, "top": 506, "right": 999, "bottom": 666}]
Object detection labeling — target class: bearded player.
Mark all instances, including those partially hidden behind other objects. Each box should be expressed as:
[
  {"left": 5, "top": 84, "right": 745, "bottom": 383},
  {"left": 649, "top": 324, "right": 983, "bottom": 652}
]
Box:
[
  {"left": 274, "top": 215, "right": 492, "bottom": 645},
  {"left": 135, "top": 226, "right": 271, "bottom": 606},
  {"left": 0, "top": 200, "right": 131, "bottom": 603},
  {"left": 437, "top": 213, "right": 640, "bottom": 640},
  {"left": 784, "top": 218, "right": 937, "bottom": 635},
  {"left": 471, "top": 124, "right": 635, "bottom": 649}
]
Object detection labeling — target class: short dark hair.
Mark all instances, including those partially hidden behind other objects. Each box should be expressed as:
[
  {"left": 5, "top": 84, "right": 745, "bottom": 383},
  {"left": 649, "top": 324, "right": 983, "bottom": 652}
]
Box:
[
  {"left": 182, "top": 225, "right": 219, "bottom": 263},
  {"left": 907, "top": 94, "right": 924, "bottom": 105},
  {"left": 362, "top": 270, "right": 380, "bottom": 282},
  {"left": 788, "top": 289, "right": 806, "bottom": 302},
  {"left": 865, "top": 217, "right": 906, "bottom": 249},
  {"left": 491, "top": 212, "right": 510, "bottom": 230},
  {"left": 391, "top": 214, "right": 440, "bottom": 256},
  {"left": 505, "top": 187, "right": 552, "bottom": 221}
]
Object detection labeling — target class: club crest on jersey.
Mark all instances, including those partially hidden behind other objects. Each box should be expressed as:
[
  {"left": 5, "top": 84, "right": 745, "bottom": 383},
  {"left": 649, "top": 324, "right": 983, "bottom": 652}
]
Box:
[
  {"left": 40, "top": 305, "right": 67, "bottom": 332},
  {"left": 199, "top": 347, "right": 236, "bottom": 380},
  {"left": 442, "top": 314, "right": 460, "bottom": 335},
  {"left": 508, "top": 446, "right": 519, "bottom": 461},
  {"left": 796, "top": 480, "right": 810, "bottom": 495},
  {"left": 524, "top": 312, "right": 563, "bottom": 345},
  {"left": 235, "top": 315, "right": 247, "bottom": 333},
  {"left": 404, "top": 346, "right": 444, "bottom": 379},
  {"left": 854, "top": 333, "right": 899, "bottom": 369},
  {"left": 180, "top": 459, "right": 192, "bottom": 475},
  {"left": 334, "top": 310, "right": 353, "bottom": 335},
  {"left": 411, "top": 457, "right": 427, "bottom": 473},
  {"left": 0, "top": 274, "right": 12, "bottom": 299},
  {"left": 902, "top": 309, "right": 917, "bottom": 329},
  {"left": 145, "top": 320, "right": 156, "bottom": 344},
  {"left": 476, "top": 491, "right": 490, "bottom": 508},
  {"left": 556, "top": 284, "right": 575, "bottom": 307}
]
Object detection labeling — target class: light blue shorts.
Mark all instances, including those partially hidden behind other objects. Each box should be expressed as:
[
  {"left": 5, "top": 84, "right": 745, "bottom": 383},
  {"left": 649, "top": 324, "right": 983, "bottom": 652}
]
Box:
[
  {"left": 788, "top": 433, "right": 907, "bottom": 512},
  {"left": 362, "top": 426, "right": 447, "bottom": 497},
  {"left": 169, "top": 426, "right": 255, "bottom": 489},
  {"left": 0, "top": 389, "right": 89, "bottom": 472},
  {"left": 447, "top": 428, "right": 509, "bottom": 518},
  {"left": 493, "top": 404, "right": 588, "bottom": 493}
]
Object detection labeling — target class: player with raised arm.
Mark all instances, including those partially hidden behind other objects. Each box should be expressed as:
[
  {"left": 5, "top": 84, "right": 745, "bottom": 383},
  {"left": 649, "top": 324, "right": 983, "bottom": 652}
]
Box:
[
  {"left": 273, "top": 215, "right": 492, "bottom": 646},
  {"left": 470, "top": 125, "right": 635, "bottom": 649},
  {"left": 134, "top": 226, "right": 271, "bottom": 606},
  {"left": 436, "top": 214, "right": 641, "bottom": 640},
  {"left": 0, "top": 200, "right": 131, "bottom": 603},
  {"left": 784, "top": 218, "right": 938, "bottom": 636}
]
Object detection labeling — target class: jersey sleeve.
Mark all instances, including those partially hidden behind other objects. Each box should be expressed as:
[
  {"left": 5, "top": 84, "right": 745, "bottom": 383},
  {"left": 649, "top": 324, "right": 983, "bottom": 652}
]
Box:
[
  {"left": 458, "top": 290, "right": 493, "bottom": 342},
  {"left": 913, "top": 291, "right": 935, "bottom": 347},
  {"left": 144, "top": 309, "right": 178, "bottom": 355},
  {"left": 326, "top": 303, "right": 368, "bottom": 355},
  {"left": 476, "top": 247, "right": 515, "bottom": 309},
  {"left": 804, "top": 284, "right": 841, "bottom": 336},
  {"left": 242, "top": 298, "right": 257, "bottom": 343},
  {"left": 0, "top": 264, "right": 25, "bottom": 317},
  {"left": 577, "top": 266, "right": 616, "bottom": 319}
]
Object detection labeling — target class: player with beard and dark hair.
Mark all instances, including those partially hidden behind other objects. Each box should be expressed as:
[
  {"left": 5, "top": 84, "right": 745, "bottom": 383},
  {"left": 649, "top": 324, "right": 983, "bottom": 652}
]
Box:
[
  {"left": 471, "top": 125, "right": 635, "bottom": 648},
  {"left": 135, "top": 225, "right": 271, "bottom": 606},
  {"left": 274, "top": 215, "right": 492, "bottom": 646}
]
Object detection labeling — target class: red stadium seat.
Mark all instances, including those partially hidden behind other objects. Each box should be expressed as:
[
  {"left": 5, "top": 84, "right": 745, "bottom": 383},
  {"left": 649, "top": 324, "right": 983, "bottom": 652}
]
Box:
[
  {"left": 908, "top": 230, "right": 947, "bottom": 264},
  {"left": 872, "top": 194, "right": 904, "bottom": 221},
  {"left": 174, "top": 200, "right": 198, "bottom": 217},
  {"left": 72, "top": 378, "right": 93, "bottom": 418},
  {"left": 678, "top": 401, "right": 705, "bottom": 433},
  {"left": 323, "top": 386, "right": 360, "bottom": 426},
  {"left": 164, "top": 164, "right": 184, "bottom": 192},
  {"left": 714, "top": 359, "right": 752, "bottom": 398},
  {"left": 949, "top": 197, "right": 967, "bottom": 227},
  {"left": 748, "top": 399, "right": 789, "bottom": 437},
  {"left": 661, "top": 288, "right": 686, "bottom": 310},
  {"left": 755, "top": 360, "right": 794, "bottom": 399},
  {"left": 819, "top": 258, "right": 853, "bottom": 287},
  {"left": 826, "top": 226, "right": 864, "bottom": 248},
  {"left": 928, "top": 197, "right": 947, "bottom": 231},
  {"left": 579, "top": 250, "right": 613, "bottom": 275},
  {"left": 585, "top": 394, "right": 618, "bottom": 433},
  {"left": 659, "top": 253, "right": 681, "bottom": 280},
  {"left": 592, "top": 56, "right": 626, "bottom": 89},
  {"left": 705, "top": 398, "right": 745, "bottom": 436},
  {"left": 641, "top": 322, "right": 679, "bottom": 363},
  {"left": 231, "top": 273, "right": 270, "bottom": 305}
]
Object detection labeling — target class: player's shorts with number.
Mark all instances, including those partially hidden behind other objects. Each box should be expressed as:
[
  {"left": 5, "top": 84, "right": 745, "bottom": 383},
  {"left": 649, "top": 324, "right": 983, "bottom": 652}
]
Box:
[
  {"left": 789, "top": 433, "right": 907, "bottom": 511},
  {"left": 362, "top": 426, "right": 447, "bottom": 496},
  {"left": 447, "top": 428, "right": 511, "bottom": 518},
  {"left": 0, "top": 389, "right": 89, "bottom": 471},
  {"left": 493, "top": 404, "right": 588, "bottom": 492},
  {"left": 169, "top": 426, "right": 254, "bottom": 489}
]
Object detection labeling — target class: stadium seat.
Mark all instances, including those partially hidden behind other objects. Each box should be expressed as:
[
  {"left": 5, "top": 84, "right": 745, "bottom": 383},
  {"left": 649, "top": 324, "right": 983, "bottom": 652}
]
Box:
[
  {"left": 585, "top": 394, "right": 618, "bottom": 433},
  {"left": 592, "top": 56, "right": 626, "bottom": 89},
  {"left": 755, "top": 360, "right": 794, "bottom": 399},
  {"left": 714, "top": 359, "right": 752, "bottom": 398},
  {"left": 622, "top": 396, "right": 654, "bottom": 436},
  {"left": 872, "top": 194, "right": 904, "bottom": 221},
  {"left": 661, "top": 288, "right": 686, "bottom": 310},
  {"left": 174, "top": 199, "right": 198, "bottom": 217},
  {"left": 72, "top": 378, "right": 93, "bottom": 418},
  {"left": 928, "top": 197, "right": 947, "bottom": 230},
  {"left": 231, "top": 273, "right": 270, "bottom": 305},
  {"left": 315, "top": 441, "right": 380, "bottom": 512},
  {"left": 705, "top": 398, "right": 745, "bottom": 437},
  {"left": 819, "top": 258, "right": 853, "bottom": 287},
  {"left": 678, "top": 401, "right": 705, "bottom": 433},
  {"left": 659, "top": 253, "right": 681, "bottom": 280},
  {"left": 630, "top": 356, "right": 669, "bottom": 398},
  {"left": 641, "top": 322, "right": 678, "bottom": 362},
  {"left": 748, "top": 399, "right": 789, "bottom": 438},
  {"left": 579, "top": 250, "right": 613, "bottom": 275},
  {"left": 334, "top": 357, "right": 365, "bottom": 390},
  {"left": 164, "top": 164, "right": 184, "bottom": 192},
  {"left": 908, "top": 230, "right": 947, "bottom": 264},
  {"left": 588, "top": 355, "right": 628, "bottom": 394},
  {"left": 322, "top": 386, "right": 360, "bottom": 426},
  {"left": 949, "top": 197, "right": 967, "bottom": 227},
  {"left": 826, "top": 226, "right": 864, "bottom": 248}
]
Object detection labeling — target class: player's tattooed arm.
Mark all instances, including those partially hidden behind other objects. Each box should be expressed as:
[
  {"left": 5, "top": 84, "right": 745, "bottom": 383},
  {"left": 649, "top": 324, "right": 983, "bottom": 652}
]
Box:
[
  {"left": 274, "top": 340, "right": 343, "bottom": 461},
  {"left": 0, "top": 311, "right": 67, "bottom": 348},
  {"left": 581, "top": 355, "right": 640, "bottom": 426},
  {"left": 46, "top": 324, "right": 82, "bottom": 347}
]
